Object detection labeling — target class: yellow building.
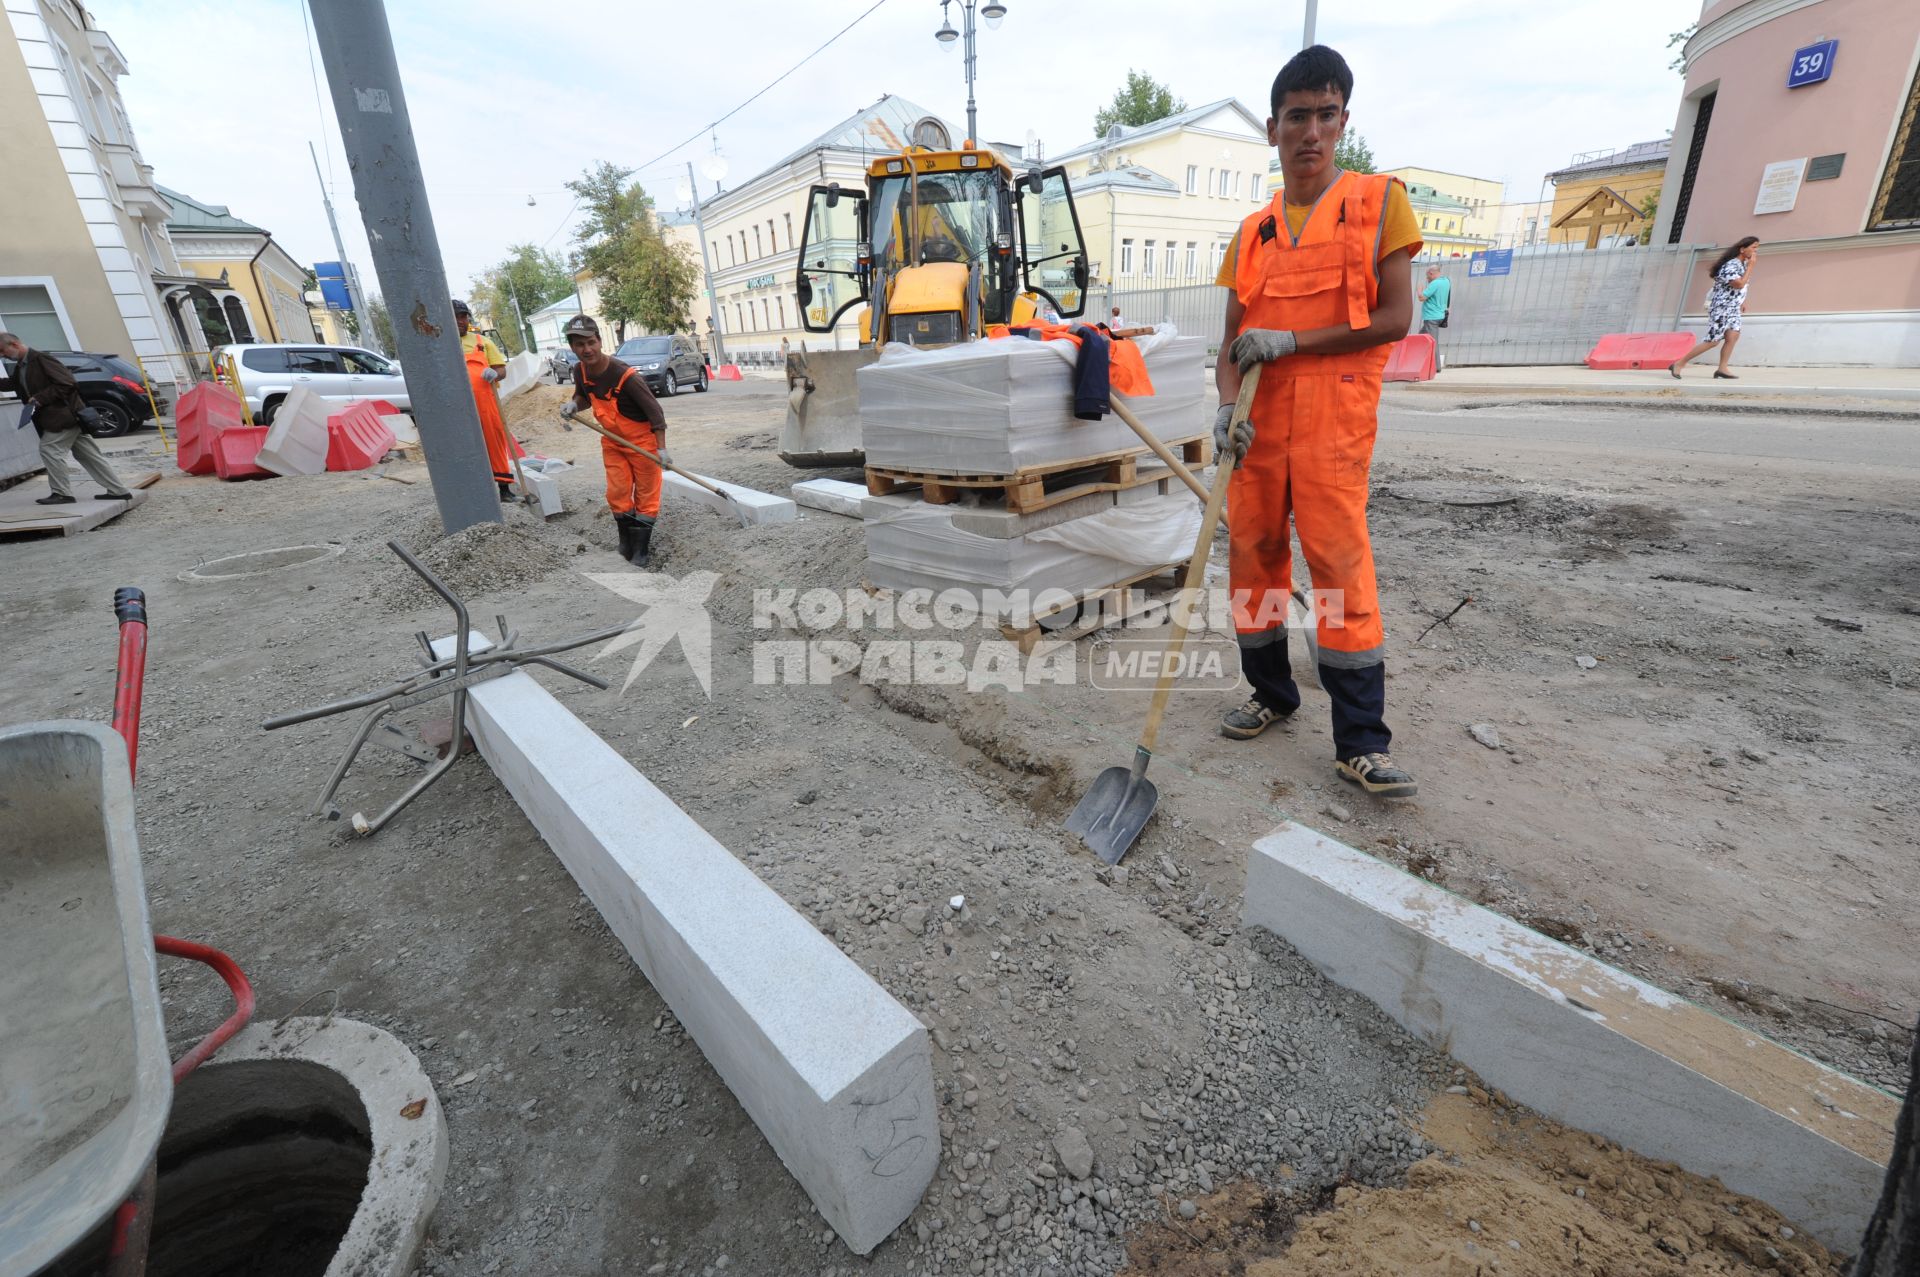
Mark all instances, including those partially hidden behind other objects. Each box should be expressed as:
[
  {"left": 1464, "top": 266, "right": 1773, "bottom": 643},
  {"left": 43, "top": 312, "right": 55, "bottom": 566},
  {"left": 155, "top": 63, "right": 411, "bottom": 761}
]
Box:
[
  {"left": 161, "top": 187, "right": 318, "bottom": 348},
  {"left": 1544, "top": 139, "right": 1669, "bottom": 247},
  {"left": 1382, "top": 165, "right": 1504, "bottom": 241},
  {"left": 1401, "top": 183, "right": 1494, "bottom": 260}
]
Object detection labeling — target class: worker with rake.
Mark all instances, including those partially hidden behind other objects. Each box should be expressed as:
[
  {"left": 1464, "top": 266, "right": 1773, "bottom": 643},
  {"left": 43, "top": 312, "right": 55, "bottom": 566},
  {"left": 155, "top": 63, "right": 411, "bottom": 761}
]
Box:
[
  {"left": 560, "top": 314, "right": 669, "bottom": 568},
  {"left": 1212, "top": 46, "right": 1422, "bottom": 798}
]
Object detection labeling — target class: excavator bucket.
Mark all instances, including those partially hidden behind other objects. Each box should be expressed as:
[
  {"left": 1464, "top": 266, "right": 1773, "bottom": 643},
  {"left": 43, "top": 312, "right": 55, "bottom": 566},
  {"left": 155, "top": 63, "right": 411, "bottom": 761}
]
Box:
[{"left": 781, "top": 344, "right": 876, "bottom": 468}]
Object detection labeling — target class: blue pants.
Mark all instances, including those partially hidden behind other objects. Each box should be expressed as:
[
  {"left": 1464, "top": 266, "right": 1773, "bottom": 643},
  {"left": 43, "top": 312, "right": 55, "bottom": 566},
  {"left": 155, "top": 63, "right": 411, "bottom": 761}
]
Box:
[{"left": 1241, "top": 633, "right": 1390, "bottom": 760}]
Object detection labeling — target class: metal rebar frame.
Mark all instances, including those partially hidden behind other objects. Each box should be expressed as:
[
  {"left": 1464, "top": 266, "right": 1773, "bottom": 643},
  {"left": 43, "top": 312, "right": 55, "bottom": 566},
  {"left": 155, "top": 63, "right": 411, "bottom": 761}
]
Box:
[{"left": 263, "top": 540, "right": 631, "bottom": 836}]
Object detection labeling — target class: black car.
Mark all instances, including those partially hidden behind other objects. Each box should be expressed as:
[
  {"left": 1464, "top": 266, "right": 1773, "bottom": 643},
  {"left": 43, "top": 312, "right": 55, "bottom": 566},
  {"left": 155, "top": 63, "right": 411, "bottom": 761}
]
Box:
[
  {"left": 613, "top": 334, "right": 708, "bottom": 396},
  {"left": 0, "top": 350, "right": 165, "bottom": 437}
]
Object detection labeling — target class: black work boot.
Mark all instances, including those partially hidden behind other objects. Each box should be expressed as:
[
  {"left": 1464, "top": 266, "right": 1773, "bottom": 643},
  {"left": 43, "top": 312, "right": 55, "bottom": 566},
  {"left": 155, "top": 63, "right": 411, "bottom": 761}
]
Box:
[
  {"left": 613, "top": 514, "right": 637, "bottom": 560},
  {"left": 498, "top": 481, "right": 513, "bottom": 500},
  {"left": 627, "top": 516, "right": 655, "bottom": 568}
]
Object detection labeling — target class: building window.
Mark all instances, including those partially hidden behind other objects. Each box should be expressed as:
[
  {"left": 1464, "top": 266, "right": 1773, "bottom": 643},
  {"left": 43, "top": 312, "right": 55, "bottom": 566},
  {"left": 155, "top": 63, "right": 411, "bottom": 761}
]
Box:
[
  {"left": 1421, "top": 216, "right": 1429, "bottom": 229},
  {"left": 753, "top": 226, "right": 763, "bottom": 258},
  {"left": 734, "top": 303, "right": 744, "bottom": 331},
  {"left": 1252, "top": 172, "right": 1263, "bottom": 199},
  {"left": 711, "top": 240, "right": 720, "bottom": 263},
  {"left": 1211, "top": 240, "right": 1228, "bottom": 277},
  {"left": 0, "top": 282, "right": 72, "bottom": 349},
  {"left": 727, "top": 236, "right": 737, "bottom": 265},
  {"left": 777, "top": 296, "right": 786, "bottom": 328},
  {"left": 760, "top": 299, "right": 770, "bottom": 329},
  {"left": 1230, "top": 171, "right": 1241, "bottom": 198},
  {"left": 1870, "top": 68, "right": 1920, "bottom": 230},
  {"left": 1207, "top": 168, "right": 1215, "bottom": 197},
  {"left": 1185, "top": 164, "right": 1198, "bottom": 194},
  {"left": 1142, "top": 240, "right": 1156, "bottom": 275},
  {"left": 1218, "top": 169, "right": 1230, "bottom": 197},
  {"left": 1120, "top": 238, "right": 1134, "bottom": 274},
  {"left": 1668, "top": 90, "right": 1715, "bottom": 243},
  {"left": 1184, "top": 241, "right": 1197, "bottom": 275},
  {"left": 784, "top": 212, "right": 793, "bottom": 248},
  {"left": 222, "top": 296, "right": 255, "bottom": 343}
]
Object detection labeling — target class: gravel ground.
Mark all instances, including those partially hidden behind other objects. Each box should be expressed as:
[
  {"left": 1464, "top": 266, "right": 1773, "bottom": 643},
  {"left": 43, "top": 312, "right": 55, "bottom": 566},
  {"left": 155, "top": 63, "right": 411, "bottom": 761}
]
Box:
[{"left": 1, "top": 379, "right": 1904, "bottom": 1274}]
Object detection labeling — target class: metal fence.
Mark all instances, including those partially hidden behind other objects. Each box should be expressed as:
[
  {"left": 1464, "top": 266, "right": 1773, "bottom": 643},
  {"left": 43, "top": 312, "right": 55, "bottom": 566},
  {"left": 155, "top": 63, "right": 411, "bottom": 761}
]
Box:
[{"left": 1087, "top": 242, "right": 1711, "bottom": 366}]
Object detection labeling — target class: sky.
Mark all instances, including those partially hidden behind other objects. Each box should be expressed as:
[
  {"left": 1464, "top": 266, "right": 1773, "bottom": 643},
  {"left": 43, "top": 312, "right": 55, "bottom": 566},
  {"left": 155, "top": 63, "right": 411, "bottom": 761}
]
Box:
[{"left": 91, "top": 0, "right": 1700, "bottom": 304}]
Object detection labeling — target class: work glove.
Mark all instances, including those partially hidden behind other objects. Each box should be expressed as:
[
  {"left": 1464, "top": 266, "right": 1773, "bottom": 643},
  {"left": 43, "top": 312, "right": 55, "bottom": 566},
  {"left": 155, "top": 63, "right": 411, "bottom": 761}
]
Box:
[
  {"left": 1213, "top": 401, "right": 1253, "bottom": 467},
  {"left": 483, "top": 367, "right": 502, "bottom": 383},
  {"left": 654, "top": 446, "right": 673, "bottom": 468},
  {"left": 1228, "top": 327, "right": 1297, "bottom": 373},
  {"left": 559, "top": 401, "right": 578, "bottom": 420}
]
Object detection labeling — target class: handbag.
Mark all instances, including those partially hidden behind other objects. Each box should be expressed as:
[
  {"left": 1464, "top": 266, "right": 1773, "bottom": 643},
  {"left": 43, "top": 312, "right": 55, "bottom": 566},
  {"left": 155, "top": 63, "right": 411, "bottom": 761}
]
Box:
[{"left": 76, "top": 403, "right": 110, "bottom": 436}]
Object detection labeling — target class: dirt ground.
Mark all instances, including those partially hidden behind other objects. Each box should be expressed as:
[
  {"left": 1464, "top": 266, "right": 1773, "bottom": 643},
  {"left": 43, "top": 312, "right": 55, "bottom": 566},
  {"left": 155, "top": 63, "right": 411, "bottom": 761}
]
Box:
[{"left": 2, "top": 375, "right": 1910, "bottom": 1275}]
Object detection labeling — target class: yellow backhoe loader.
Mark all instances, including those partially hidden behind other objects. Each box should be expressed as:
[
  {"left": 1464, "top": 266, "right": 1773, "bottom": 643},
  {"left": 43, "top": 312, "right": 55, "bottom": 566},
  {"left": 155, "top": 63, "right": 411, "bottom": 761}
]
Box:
[{"left": 782, "top": 118, "right": 1091, "bottom": 466}]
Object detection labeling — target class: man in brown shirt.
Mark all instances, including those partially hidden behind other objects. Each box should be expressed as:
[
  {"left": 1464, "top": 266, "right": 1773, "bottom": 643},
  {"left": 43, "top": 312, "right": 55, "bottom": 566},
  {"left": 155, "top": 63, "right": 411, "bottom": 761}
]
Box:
[
  {"left": 560, "top": 315, "right": 670, "bottom": 567},
  {"left": 0, "top": 333, "right": 131, "bottom": 505}
]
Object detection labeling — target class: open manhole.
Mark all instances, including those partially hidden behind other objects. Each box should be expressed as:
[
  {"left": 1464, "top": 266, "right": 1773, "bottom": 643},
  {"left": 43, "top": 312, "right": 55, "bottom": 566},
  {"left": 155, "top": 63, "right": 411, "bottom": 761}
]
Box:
[
  {"left": 180, "top": 544, "right": 344, "bottom": 582},
  {"left": 1386, "top": 481, "right": 1519, "bottom": 507}
]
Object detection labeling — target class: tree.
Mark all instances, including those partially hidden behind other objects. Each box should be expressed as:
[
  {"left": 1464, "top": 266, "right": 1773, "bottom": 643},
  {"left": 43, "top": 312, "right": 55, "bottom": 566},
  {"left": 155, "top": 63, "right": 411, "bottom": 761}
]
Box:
[
  {"left": 1335, "top": 130, "right": 1376, "bottom": 175},
  {"left": 565, "top": 161, "right": 699, "bottom": 343},
  {"left": 1093, "top": 70, "right": 1185, "bottom": 136},
  {"left": 1637, "top": 188, "right": 1661, "bottom": 245},
  {"left": 1667, "top": 25, "right": 1696, "bottom": 74},
  {"left": 366, "top": 296, "right": 395, "bottom": 354},
  {"left": 472, "top": 244, "right": 573, "bottom": 356}
]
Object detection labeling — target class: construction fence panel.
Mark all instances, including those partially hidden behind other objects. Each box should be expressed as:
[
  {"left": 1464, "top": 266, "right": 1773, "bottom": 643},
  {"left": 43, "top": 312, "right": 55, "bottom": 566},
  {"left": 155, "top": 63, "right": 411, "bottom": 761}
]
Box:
[
  {"left": 1090, "top": 284, "right": 1230, "bottom": 352},
  {"left": 1422, "top": 243, "right": 1708, "bottom": 367}
]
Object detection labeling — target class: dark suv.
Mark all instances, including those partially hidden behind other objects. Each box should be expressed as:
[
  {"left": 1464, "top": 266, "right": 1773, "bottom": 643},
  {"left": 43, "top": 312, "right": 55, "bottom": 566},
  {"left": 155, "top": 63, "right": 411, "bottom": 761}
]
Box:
[
  {"left": 613, "top": 334, "right": 708, "bottom": 396},
  {"left": 0, "top": 350, "right": 164, "bottom": 437}
]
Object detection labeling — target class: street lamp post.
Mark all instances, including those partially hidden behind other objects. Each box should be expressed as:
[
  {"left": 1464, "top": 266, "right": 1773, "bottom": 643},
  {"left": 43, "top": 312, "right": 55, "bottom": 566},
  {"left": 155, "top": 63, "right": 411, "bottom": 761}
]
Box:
[{"left": 935, "top": 1, "right": 1007, "bottom": 145}]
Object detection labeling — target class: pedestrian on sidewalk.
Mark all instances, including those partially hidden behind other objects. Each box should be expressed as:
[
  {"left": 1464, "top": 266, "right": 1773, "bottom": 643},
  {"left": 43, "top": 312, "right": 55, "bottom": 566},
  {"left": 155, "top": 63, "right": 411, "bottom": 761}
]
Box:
[
  {"left": 0, "top": 333, "right": 133, "bottom": 506},
  {"left": 452, "top": 299, "right": 516, "bottom": 498},
  {"left": 561, "top": 314, "right": 669, "bottom": 568},
  {"left": 1671, "top": 237, "right": 1758, "bottom": 380},
  {"left": 1418, "top": 266, "right": 1451, "bottom": 370},
  {"left": 1210, "top": 44, "right": 1424, "bottom": 799}
]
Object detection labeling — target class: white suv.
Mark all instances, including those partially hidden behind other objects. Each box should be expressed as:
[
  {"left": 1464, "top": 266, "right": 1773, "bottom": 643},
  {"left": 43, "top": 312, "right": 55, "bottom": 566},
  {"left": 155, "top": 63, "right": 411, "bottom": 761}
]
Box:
[{"left": 217, "top": 343, "right": 409, "bottom": 424}]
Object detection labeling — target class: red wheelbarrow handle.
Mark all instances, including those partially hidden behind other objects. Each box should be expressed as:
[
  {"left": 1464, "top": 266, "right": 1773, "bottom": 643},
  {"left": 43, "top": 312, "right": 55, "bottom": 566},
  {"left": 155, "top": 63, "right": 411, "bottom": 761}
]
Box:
[{"left": 111, "top": 587, "right": 147, "bottom": 780}]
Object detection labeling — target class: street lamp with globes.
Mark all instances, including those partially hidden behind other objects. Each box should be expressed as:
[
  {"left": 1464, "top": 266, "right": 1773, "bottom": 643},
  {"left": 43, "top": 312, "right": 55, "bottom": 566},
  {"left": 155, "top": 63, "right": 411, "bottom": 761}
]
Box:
[{"left": 934, "top": 1, "right": 1008, "bottom": 145}]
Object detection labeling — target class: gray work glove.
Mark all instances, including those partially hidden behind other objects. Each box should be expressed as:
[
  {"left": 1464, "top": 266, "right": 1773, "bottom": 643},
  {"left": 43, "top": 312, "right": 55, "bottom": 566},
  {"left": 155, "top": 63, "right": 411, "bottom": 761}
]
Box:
[
  {"left": 559, "top": 400, "right": 578, "bottom": 420},
  {"left": 1213, "top": 401, "right": 1253, "bottom": 467},
  {"left": 1228, "top": 327, "right": 1297, "bottom": 373},
  {"left": 483, "top": 367, "right": 503, "bottom": 383},
  {"left": 654, "top": 445, "right": 672, "bottom": 467}
]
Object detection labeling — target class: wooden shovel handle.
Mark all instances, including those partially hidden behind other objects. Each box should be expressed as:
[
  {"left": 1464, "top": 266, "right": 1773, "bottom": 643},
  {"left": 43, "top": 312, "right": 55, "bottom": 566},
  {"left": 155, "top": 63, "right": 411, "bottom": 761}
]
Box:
[
  {"left": 571, "top": 414, "right": 729, "bottom": 501},
  {"left": 1107, "top": 396, "right": 1210, "bottom": 505},
  {"left": 1135, "top": 364, "right": 1258, "bottom": 758}
]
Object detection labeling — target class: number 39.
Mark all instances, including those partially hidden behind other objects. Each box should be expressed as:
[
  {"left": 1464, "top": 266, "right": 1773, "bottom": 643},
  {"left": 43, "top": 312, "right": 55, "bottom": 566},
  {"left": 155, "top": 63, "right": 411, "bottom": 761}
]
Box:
[{"left": 1796, "top": 51, "right": 1825, "bottom": 76}]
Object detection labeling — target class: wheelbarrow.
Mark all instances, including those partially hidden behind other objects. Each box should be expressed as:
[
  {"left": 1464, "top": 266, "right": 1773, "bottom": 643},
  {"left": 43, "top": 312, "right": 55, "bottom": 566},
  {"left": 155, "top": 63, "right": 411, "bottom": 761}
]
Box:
[{"left": 0, "top": 589, "right": 254, "bottom": 1276}]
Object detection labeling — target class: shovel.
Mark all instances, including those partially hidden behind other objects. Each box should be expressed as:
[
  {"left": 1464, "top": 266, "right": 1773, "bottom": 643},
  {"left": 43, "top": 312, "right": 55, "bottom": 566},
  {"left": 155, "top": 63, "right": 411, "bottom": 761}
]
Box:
[
  {"left": 559, "top": 412, "right": 753, "bottom": 529},
  {"left": 1065, "top": 365, "right": 1258, "bottom": 864}
]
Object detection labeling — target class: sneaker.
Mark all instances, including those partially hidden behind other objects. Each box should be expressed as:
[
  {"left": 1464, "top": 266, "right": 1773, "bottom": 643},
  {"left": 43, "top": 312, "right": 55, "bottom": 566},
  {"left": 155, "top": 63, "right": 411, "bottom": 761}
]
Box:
[
  {"left": 1220, "top": 695, "right": 1290, "bottom": 740},
  {"left": 1336, "top": 752, "right": 1418, "bottom": 797},
  {"left": 35, "top": 493, "right": 76, "bottom": 505},
  {"left": 93, "top": 492, "right": 131, "bottom": 500}
]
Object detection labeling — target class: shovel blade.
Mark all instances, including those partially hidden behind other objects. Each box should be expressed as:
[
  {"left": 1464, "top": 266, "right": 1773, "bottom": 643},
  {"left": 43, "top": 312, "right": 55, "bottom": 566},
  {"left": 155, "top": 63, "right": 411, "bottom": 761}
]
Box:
[{"left": 1064, "top": 765, "right": 1159, "bottom": 864}]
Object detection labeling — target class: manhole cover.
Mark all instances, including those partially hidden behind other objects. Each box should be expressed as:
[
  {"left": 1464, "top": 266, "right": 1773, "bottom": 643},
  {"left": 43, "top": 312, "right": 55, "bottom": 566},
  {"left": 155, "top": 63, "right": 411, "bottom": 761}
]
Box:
[
  {"left": 180, "top": 543, "right": 344, "bottom": 582},
  {"left": 1387, "top": 482, "right": 1519, "bottom": 507}
]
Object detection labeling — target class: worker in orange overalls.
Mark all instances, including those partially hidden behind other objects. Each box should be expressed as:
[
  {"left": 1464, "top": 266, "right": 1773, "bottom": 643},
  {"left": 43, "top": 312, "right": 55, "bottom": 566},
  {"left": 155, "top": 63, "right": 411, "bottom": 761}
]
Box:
[
  {"left": 451, "top": 298, "right": 515, "bottom": 499},
  {"left": 1212, "top": 46, "right": 1423, "bottom": 798},
  {"left": 560, "top": 314, "right": 668, "bottom": 567}
]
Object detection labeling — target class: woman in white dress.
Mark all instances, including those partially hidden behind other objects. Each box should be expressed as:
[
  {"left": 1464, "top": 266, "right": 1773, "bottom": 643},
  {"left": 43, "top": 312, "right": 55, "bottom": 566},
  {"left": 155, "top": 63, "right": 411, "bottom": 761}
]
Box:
[{"left": 1672, "top": 237, "right": 1759, "bottom": 380}]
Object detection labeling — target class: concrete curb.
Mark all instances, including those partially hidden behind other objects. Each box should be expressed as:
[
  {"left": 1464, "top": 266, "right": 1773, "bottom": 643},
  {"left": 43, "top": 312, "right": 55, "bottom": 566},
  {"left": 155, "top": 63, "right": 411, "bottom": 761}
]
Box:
[
  {"left": 666, "top": 470, "right": 797, "bottom": 525},
  {"left": 433, "top": 637, "right": 937, "bottom": 1253},
  {"left": 1244, "top": 821, "right": 1898, "bottom": 1248}
]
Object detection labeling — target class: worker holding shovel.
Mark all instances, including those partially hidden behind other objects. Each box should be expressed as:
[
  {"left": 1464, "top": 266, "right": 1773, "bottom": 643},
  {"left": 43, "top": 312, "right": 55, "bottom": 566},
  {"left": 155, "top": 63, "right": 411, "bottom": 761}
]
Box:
[
  {"left": 451, "top": 299, "right": 516, "bottom": 500},
  {"left": 1213, "top": 45, "right": 1422, "bottom": 798},
  {"left": 560, "top": 314, "right": 669, "bottom": 567}
]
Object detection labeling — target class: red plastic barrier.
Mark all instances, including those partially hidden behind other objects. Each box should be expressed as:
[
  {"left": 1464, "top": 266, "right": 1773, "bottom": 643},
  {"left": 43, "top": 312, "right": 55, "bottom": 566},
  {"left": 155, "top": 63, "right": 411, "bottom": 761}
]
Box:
[
  {"left": 173, "top": 381, "right": 243, "bottom": 475},
  {"left": 1585, "top": 331, "right": 1695, "bottom": 370},
  {"left": 709, "top": 364, "right": 743, "bottom": 381},
  {"left": 325, "top": 400, "right": 397, "bottom": 471},
  {"left": 1383, "top": 334, "right": 1437, "bottom": 383},
  {"left": 362, "top": 398, "right": 401, "bottom": 417},
  {"left": 211, "top": 425, "right": 274, "bottom": 480}
]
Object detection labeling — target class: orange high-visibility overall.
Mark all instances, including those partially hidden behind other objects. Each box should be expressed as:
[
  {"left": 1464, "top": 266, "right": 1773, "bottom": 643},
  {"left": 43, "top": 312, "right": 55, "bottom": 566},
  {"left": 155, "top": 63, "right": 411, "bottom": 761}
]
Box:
[
  {"left": 464, "top": 338, "right": 515, "bottom": 486},
  {"left": 1228, "top": 171, "right": 1393, "bottom": 670},
  {"left": 590, "top": 366, "right": 662, "bottom": 518}
]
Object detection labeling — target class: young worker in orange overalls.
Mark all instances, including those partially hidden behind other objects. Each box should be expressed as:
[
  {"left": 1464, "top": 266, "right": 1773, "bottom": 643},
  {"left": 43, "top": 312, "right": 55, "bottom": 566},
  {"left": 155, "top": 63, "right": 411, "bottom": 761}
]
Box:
[
  {"left": 452, "top": 299, "right": 516, "bottom": 499},
  {"left": 559, "top": 314, "right": 669, "bottom": 567},
  {"left": 1212, "top": 46, "right": 1422, "bottom": 798}
]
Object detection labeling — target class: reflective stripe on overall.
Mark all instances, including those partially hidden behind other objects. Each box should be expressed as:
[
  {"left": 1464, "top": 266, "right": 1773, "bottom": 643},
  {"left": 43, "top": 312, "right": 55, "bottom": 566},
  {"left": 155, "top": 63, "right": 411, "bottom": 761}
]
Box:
[
  {"left": 591, "top": 366, "right": 661, "bottom": 519},
  {"left": 1228, "top": 170, "right": 1392, "bottom": 669},
  {"left": 464, "top": 337, "right": 515, "bottom": 484}
]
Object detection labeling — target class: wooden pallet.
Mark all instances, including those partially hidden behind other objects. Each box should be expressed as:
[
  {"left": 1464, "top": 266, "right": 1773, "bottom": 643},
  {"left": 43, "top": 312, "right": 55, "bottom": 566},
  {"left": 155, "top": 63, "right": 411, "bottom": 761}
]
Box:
[
  {"left": 998, "top": 565, "right": 1183, "bottom": 655},
  {"left": 0, "top": 470, "right": 159, "bottom": 538},
  {"left": 865, "top": 435, "right": 1210, "bottom": 516}
]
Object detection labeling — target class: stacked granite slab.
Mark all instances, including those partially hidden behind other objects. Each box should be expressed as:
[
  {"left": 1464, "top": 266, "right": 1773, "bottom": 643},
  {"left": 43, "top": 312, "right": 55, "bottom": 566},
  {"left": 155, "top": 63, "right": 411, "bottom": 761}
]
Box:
[{"left": 858, "top": 329, "right": 1208, "bottom": 607}]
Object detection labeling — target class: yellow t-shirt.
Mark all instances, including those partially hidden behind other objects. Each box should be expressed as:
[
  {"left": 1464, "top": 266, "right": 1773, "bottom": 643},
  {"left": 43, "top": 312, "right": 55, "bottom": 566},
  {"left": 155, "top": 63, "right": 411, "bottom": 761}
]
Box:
[
  {"left": 1213, "top": 177, "right": 1421, "bottom": 287},
  {"left": 463, "top": 331, "right": 506, "bottom": 366}
]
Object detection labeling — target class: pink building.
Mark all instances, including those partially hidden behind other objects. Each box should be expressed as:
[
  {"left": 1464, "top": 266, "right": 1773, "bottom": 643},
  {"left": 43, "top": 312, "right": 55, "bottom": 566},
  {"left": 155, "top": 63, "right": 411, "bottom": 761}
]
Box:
[{"left": 1653, "top": 0, "right": 1920, "bottom": 366}]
